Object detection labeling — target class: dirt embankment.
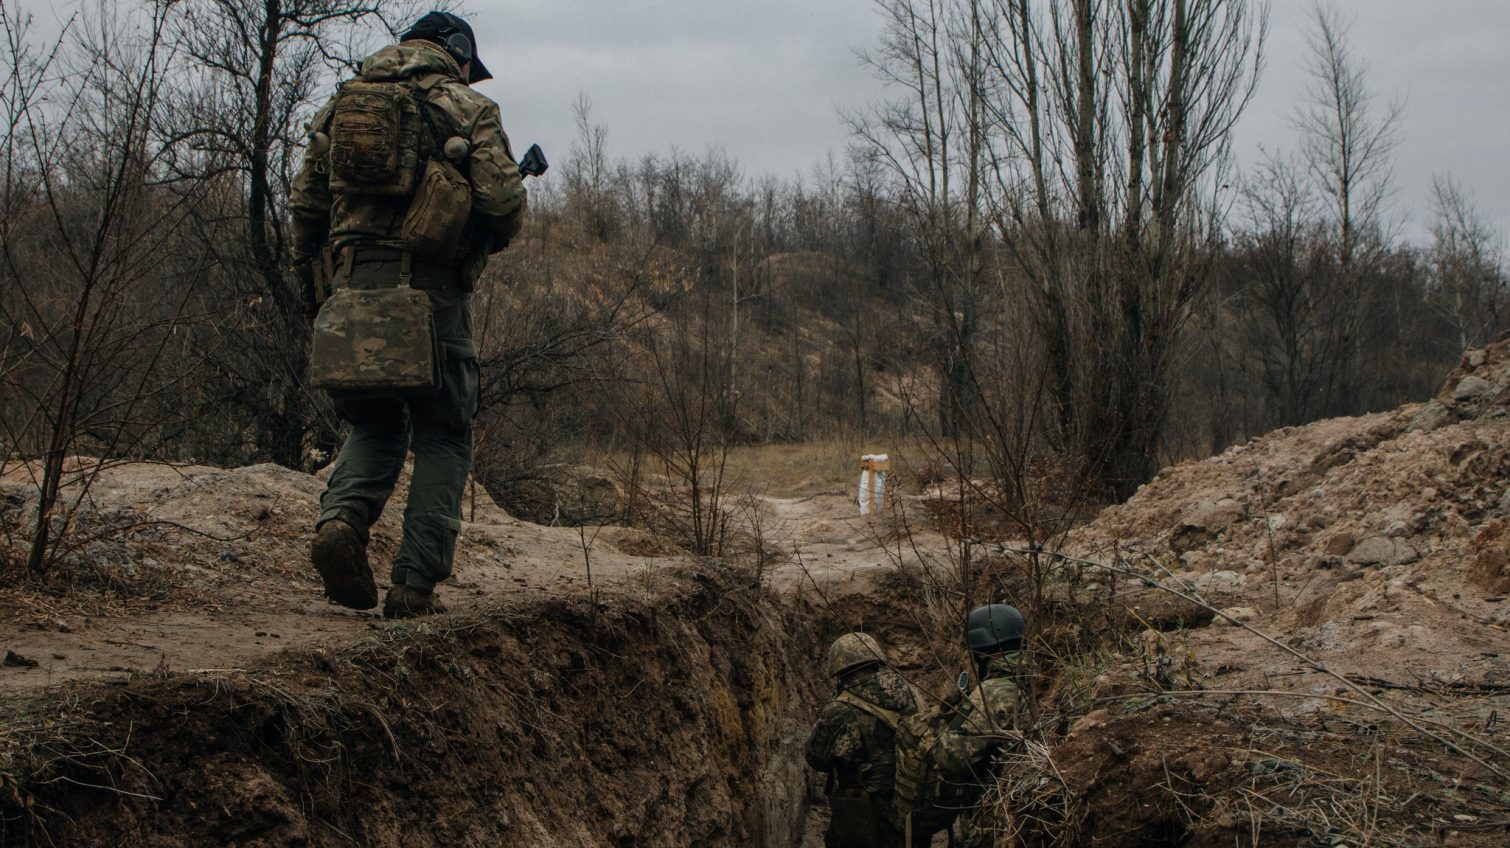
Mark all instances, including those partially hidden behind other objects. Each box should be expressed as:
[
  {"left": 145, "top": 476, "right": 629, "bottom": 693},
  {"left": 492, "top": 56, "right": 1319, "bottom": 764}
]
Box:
[
  {"left": 0, "top": 435, "right": 929, "bottom": 847},
  {"left": 1, "top": 565, "right": 833, "bottom": 847},
  {"left": 989, "top": 338, "right": 1510, "bottom": 847},
  {"left": 4, "top": 338, "right": 1508, "bottom": 847}
]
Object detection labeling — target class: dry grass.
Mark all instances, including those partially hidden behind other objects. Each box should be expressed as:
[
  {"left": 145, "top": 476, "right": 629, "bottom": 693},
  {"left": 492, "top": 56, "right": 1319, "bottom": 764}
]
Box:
[
  {"left": 591, "top": 437, "right": 923, "bottom": 500},
  {"left": 721, "top": 440, "right": 867, "bottom": 497}
]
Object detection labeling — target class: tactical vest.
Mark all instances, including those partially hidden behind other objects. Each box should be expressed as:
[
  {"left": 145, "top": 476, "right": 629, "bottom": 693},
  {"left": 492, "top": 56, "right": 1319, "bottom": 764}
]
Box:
[{"left": 836, "top": 689, "right": 975, "bottom": 848}]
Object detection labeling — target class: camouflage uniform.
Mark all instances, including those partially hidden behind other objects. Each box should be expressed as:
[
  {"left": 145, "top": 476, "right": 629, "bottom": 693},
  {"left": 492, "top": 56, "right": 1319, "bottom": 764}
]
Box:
[
  {"left": 935, "top": 653, "right": 1023, "bottom": 848},
  {"left": 805, "top": 665, "right": 918, "bottom": 848},
  {"left": 289, "top": 39, "right": 525, "bottom": 594}
]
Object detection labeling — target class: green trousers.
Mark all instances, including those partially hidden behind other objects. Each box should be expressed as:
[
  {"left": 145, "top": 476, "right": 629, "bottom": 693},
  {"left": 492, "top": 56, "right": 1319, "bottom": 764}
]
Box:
[{"left": 317, "top": 256, "right": 479, "bottom": 591}]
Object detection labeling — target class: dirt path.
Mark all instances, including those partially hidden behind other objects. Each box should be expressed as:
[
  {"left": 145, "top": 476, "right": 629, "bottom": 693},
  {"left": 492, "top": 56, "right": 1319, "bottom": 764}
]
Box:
[{"left": 0, "top": 464, "right": 914, "bottom": 695}]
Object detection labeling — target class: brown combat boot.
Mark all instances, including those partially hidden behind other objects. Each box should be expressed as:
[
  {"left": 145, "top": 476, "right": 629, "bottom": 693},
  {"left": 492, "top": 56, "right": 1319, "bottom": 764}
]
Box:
[
  {"left": 383, "top": 585, "right": 446, "bottom": 619},
  {"left": 310, "top": 518, "right": 378, "bottom": 610}
]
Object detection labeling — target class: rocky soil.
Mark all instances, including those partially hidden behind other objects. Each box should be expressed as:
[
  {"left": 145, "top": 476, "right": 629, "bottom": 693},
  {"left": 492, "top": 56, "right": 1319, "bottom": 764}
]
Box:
[{"left": 996, "top": 338, "right": 1510, "bottom": 846}]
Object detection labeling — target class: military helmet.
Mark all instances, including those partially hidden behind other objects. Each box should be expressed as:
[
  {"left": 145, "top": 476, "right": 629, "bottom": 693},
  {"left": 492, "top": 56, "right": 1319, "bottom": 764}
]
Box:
[
  {"left": 827, "top": 632, "right": 886, "bottom": 678},
  {"left": 964, "top": 604, "right": 1024, "bottom": 653}
]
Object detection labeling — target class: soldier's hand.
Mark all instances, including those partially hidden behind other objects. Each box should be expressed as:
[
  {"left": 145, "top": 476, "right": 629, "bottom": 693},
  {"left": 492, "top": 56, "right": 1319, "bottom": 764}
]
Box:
[
  {"left": 989, "top": 730, "right": 1025, "bottom": 755},
  {"left": 287, "top": 259, "right": 318, "bottom": 322},
  {"left": 941, "top": 687, "right": 966, "bottom": 711}
]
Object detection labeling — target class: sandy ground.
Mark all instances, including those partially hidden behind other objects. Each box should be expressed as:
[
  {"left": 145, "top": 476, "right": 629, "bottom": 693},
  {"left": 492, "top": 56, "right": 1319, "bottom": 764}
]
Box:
[{"left": 0, "top": 459, "right": 918, "bottom": 695}]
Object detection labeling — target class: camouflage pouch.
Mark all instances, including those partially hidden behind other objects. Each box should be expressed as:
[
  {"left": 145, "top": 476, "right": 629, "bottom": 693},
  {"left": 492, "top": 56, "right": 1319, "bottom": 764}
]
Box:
[
  {"left": 826, "top": 787, "right": 882, "bottom": 847},
  {"left": 309, "top": 269, "right": 440, "bottom": 395},
  {"left": 401, "top": 158, "right": 472, "bottom": 257},
  {"left": 328, "top": 81, "right": 423, "bottom": 197}
]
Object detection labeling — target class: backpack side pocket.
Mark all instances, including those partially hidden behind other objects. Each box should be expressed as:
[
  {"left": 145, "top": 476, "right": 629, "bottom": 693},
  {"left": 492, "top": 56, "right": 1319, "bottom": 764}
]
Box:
[{"left": 401, "top": 158, "right": 472, "bottom": 257}]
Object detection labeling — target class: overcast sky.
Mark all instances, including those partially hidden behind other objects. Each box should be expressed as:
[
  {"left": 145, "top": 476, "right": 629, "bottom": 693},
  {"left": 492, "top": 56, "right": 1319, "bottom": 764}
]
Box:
[
  {"left": 469, "top": 0, "right": 1510, "bottom": 243},
  {"left": 23, "top": 0, "right": 1510, "bottom": 241}
]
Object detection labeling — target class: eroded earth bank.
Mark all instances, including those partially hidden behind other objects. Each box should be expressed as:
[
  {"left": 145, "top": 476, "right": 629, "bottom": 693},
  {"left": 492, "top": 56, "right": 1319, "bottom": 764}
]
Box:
[{"left": 3, "top": 338, "right": 1510, "bottom": 847}]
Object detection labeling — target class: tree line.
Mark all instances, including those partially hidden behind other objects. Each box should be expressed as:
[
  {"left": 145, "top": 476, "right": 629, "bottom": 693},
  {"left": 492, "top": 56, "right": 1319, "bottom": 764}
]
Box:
[{"left": 1, "top": 0, "right": 1504, "bottom": 568}]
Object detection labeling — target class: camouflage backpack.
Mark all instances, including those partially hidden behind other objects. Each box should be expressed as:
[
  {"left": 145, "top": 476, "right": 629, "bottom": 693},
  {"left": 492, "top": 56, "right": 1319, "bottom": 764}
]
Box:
[
  {"left": 836, "top": 689, "right": 977, "bottom": 847},
  {"left": 327, "top": 80, "right": 425, "bottom": 196},
  {"left": 325, "top": 75, "right": 472, "bottom": 253},
  {"left": 309, "top": 76, "right": 469, "bottom": 396}
]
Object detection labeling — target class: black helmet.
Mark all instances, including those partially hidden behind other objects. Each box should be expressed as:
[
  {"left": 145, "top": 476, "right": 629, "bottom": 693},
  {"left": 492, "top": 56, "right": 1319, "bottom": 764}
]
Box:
[
  {"left": 964, "top": 604, "right": 1024, "bottom": 653},
  {"left": 402, "top": 11, "right": 492, "bottom": 83}
]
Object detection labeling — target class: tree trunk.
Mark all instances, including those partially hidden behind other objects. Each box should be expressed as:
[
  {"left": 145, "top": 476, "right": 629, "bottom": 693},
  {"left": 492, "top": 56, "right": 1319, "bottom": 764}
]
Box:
[{"left": 249, "top": 0, "right": 310, "bottom": 470}]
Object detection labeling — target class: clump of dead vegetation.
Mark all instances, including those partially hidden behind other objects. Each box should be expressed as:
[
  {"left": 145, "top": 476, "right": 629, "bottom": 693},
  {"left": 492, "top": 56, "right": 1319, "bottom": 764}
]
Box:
[{"left": 975, "top": 553, "right": 1510, "bottom": 847}]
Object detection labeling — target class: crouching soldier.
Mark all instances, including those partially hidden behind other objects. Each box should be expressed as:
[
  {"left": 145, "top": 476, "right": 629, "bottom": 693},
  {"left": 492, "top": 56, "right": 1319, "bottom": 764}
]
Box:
[
  {"left": 936, "top": 603, "right": 1027, "bottom": 848},
  {"left": 806, "top": 632, "right": 919, "bottom": 847}
]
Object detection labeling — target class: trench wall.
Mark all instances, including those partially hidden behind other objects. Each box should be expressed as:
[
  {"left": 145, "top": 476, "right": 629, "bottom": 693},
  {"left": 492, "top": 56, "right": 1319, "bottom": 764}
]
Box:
[{"left": 0, "top": 565, "right": 832, "bottom": 848}]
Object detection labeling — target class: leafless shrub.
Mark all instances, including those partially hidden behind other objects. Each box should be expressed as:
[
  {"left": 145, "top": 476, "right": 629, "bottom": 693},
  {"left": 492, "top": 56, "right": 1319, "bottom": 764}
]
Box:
[
  {"left": 0, "top": 3, "right": 211, "bottom": 574},
  {"left": 613, "top": 296, "right": 738, "bottom": 558}
]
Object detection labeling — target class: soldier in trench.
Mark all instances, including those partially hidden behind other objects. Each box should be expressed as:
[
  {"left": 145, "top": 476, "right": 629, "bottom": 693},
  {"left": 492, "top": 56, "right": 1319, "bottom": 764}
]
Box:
[
  {"left": 934, "top": 603, "right": 1028, "bottom": 848},
  {"left": 805, "top": 632, "right": 918, "bottom": 847},
  {"left": 287, "top": 11, "right": 526, "bottom": 618}
]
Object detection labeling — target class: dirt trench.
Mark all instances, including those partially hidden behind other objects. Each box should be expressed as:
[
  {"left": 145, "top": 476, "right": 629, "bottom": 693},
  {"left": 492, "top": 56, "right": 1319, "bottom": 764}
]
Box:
[{"left": 0, "top": 564, "right": 858, "bottom": 848}]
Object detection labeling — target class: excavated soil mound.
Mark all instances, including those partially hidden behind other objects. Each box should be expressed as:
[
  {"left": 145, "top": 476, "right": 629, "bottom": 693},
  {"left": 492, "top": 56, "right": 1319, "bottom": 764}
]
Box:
[
  {"left": 1066, "top": 338, "right": 1509, "bottom": 700},
  {"left": 1001, "top": 338, "right": 1510, "bottom": 846}
]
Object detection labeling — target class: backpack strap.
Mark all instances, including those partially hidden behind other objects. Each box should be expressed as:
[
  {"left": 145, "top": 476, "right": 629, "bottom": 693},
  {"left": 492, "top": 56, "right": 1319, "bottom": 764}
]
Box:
[
  {"left": 410, "top": 73, "right": 461, "bottom": 159},
  {"left": 836, "top": 690, "right": 902, "bottom": 730},
  {"left": 413, "top": 72, "right": 449, "bottom": 92}
]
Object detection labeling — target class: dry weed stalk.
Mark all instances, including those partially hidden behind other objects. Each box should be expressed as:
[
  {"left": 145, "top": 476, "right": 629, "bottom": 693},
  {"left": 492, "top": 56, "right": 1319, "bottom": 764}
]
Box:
[{"left": 980, "top": 737, "right": 1076, "bottom": 847}]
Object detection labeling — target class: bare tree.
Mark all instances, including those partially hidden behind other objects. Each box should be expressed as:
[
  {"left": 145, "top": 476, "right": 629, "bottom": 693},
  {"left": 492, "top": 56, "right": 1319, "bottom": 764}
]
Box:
[
  {"left": 1232, "top": 151, "right": 1343, "bottom": 426},
  {"left": 616, "top": 288, "right": 738, "bottom": 558},
  {"left": 1290, "top": 1, "right": 1401, "bottom": 411},
  {"left": 565, "top": 93, "right": 620, "bottom": 241},
  {"left": 0, "top": 2, "right": 209, "bottom": 573},
  {"left": 982, "top": 0, "right": 1266, "bottom": 496},
  {"left": 849, "top": 0, "right": 994, "bottom": 437},
  {"left": 1427, "top": 176, "right": 1507, "bottom": 354}
]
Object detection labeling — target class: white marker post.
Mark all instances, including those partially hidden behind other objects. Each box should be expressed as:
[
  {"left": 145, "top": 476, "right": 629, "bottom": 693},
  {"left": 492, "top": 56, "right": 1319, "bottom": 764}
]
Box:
[{"left": 858, "top": 454, "right": 890, "bottom": 516}]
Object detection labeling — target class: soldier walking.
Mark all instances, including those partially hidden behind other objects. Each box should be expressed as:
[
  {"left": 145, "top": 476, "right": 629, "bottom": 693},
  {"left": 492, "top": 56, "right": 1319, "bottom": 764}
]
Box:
[{"left": 287, "top": 11, "right": 527, "bottom": 618}]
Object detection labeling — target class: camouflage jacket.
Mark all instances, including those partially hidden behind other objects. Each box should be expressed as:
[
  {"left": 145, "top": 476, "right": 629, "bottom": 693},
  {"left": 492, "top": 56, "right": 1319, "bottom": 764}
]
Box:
[
  {"left": 805, "top": 666, "right": 918, "bottom": 800},
  {"left": 934, "top": 652, "right": 1024, "bottom": 781},
  {"left": 288, "top": 40, "right": 527, "bottom": 269}
]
